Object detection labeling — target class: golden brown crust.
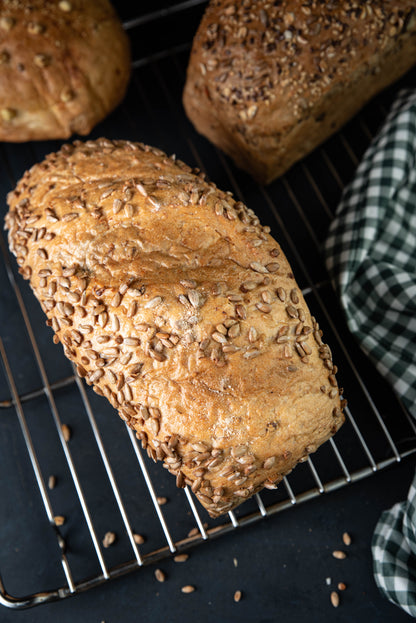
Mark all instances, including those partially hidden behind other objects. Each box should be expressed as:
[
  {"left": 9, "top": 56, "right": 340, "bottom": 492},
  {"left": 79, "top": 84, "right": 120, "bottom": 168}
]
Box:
[
  {"left": 5, "top": 138, "right": 344, "bottom": 516},
  {"left": 0, "top": 0, "right": 131, "bottom": 141},
  {"left": 183, "top": 0, "right": 416, "bottom": 184}
]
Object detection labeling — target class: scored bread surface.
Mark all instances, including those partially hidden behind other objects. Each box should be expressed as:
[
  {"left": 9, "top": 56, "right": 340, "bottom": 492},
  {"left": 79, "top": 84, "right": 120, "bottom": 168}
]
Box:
[
  {"left": 5, "top": 138, "right": 344, "bottom": 516},
  {"left": 183, "top": 0, "right": 416, "bottom": 184},
  {"left": 0, "top": 0, "right": 131, "bottom": 141}
]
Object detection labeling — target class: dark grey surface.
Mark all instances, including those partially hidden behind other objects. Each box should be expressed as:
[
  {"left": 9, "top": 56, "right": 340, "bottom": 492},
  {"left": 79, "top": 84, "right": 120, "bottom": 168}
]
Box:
[
  {"left": 0, "top": 462, "right": 414, "bottom": 623},
  {"left": 0, "top": 2, "right": 415, "bottom": 621}
]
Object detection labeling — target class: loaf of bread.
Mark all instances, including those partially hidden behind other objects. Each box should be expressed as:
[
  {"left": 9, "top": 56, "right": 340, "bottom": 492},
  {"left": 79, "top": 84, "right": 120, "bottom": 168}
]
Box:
[
  {"left": 0, "top": 0, "right": 130, "bottom": 142},
  {"left": 5, "top": 138, "right": 344, "bottom": 516},
  {"left": 183, "top": 1, "right": 416, "bottom": 184}
]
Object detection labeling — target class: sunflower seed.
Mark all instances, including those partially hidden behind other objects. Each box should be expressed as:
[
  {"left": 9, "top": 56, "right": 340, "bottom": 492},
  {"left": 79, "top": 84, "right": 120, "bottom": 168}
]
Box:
[
  {"left": 133, "top": 533, "right": 145, "bottom": 545},
  {"left": 250, "top": 261, "right": 268, "bottom": 273},
  {"left": 145, "top": 296, "right": 163, "bottom": 308},
  {"left": 286, "top": 305, "right": 298, "bottom": 318},
  {"left": 140, "top": 405, "right": 150, "bottom": 420},
  {"left": 240, "top": 280, "right": 257, "bottom": 292},
  {"left": 227, "top": 323, "right": 240, "bottom": 338},
  {"left": 111, "top": 292, "right": 122, "bottom": 307},
  {"left": 136, "top": 183, "right": 147, "bottom": 197},
  {"left": 256, "top": 302, "right": 271, "bottom": 313},
  {"left": 96, "top": 335, "right": 111, "bottom": 344},
  {"left": 212, "top": 331, "right": 228, "bottom": 344},
  {"left": 263, "top": 456, "right": 276, "bottom": 469},
  {"left": 181, "top": 585, "right": 195, "bottom": 594},
  {"left": 155, "top": 568, "right": 166, "bottom": 582},
  {"left": 180, "top": 279, "right": 197, "bottom": 288},
  {"left": 188, "top": 289, "right": 203, "bottom": 308},
  {"left": 261, "top": 290, "right": 273, "bottom": 304},
  {"left": 54, "top": 515, "right": 65, "bottom": 526},
  {"left": 98, "top": 312, "right": 108, "bottom": 328},
  {"left": 277, "top": 287, "right": 286, "bottom": 302},
  {"left": 192, "top": 441, "right": 209, "bottom": 453},
  {"left": 243, "top": 349, "right": 261, "bottom": 359},
  {"left": 124, "top": 337, "right": 140, "bottom": 346},
  {"left": 102, "top": 531, "right": 116, "bottom": 548},
  {"left": 215, "top": 323, "right": 227, "bottom": 335},
  {"left": 290, "top": 288, "right": 299, "bottom": 304},
  {"left": 89, "top": 369, "right": 105, "bottom": 383},
  {"left": 330, "top": 591, "right": 339, "bottom": 608},
  {"left": 148, "top": 418, "right": 160, "bottom": 436},
  {"left": 61, "top": 424, "right": 71, "bottom": 441},
  {"left": 328, "top": 374, "right": 337, "bottom": 387},
  {"left": 235, "top": 304, "right": 246, "bottom": 319}
]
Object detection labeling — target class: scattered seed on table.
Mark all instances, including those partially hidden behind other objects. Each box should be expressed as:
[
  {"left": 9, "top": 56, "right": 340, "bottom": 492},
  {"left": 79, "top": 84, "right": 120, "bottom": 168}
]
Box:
[
  {"left": 187, "top": 527, "right": 199, "bottom": 537},
  {"left": 342, "top": 532, "right": 352, "bottom": 546},
  {"left": 330, "top": 591, "right": 340, "bottom": 608},
  {"left": 157, "top": 496, "right": 167, "bottom": 506},
  {"left": 325, "top": 577, "right": 331, "bottom": 586},
  {"left": 174, "top": 554, "right": 189, "bottom": 563},
  {"left": 48, "top": 475, "right": 56, "bottom": 489},
  {"left": 332, "top": 550, "right": 347, "bottom": 560},
  {"left": 233, "top": 557, "right": 238, "bottom": 567},
  {"left": 133, "top": 533, "right": 145, "bottom": 545},
  {"left": 155, "top": 568, "right": 166, "bottom": 583},
  {"left": 61, "top": 424, "right": 71, "bottom": 441},
  {"left": 338, "top": 582, "right": 347, "bottom": 591},
  {"left": 102, "top": 531, "right": 116, "bottom": 548},
  {"left": 54, "top": 515, "right": 65, "bottom": 526},
  {"left": 234, "top": 590, "right": 242, "bottom": 602},
  {"left": 181, "top": 585, "right": 195, "bottom": 594}
]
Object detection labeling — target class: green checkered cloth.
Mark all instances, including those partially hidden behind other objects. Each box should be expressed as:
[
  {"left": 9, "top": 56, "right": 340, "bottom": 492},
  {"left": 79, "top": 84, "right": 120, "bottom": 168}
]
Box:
[
  {"left": 372, "top": 473, "right": 416, "bottom": 618},
  {"left": 325, "top": 88, "right": 416, "bottom": 420},
  {"left": 325, "top": 88, "right": 416, "bottom": 617}
]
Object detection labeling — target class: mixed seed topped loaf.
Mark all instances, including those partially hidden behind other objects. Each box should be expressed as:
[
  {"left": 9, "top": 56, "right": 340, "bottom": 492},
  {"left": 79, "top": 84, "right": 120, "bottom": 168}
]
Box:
[
  {"left": 0, "top": 0, "right": 131, "bottom": 141},
  {"left": 183, "top": 0, "right": 416, "bottom": 184},
  {"left": 5, "top": 138, "right": 345, "bottom": 516}
]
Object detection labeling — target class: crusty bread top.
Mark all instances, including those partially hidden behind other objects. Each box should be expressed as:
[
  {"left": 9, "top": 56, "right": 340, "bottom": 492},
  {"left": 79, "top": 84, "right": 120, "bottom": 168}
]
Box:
[
  {"left": 185, "top": 1, "right": 415, "bottom": 123},
  {"left": 0, "top": 0, "right": 131, "bottom": 141},
  {"left": 5, "top": 139, "right": 344, "bottom": 515}
]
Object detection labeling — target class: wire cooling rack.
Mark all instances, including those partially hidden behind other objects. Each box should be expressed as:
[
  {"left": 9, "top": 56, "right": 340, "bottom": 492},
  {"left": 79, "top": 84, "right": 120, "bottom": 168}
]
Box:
[{"left": 1, "top": 0, "right": 415, "bottom": 609}]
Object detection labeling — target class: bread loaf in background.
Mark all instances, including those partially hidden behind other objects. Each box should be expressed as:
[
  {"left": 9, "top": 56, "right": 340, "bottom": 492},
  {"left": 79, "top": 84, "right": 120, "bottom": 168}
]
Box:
[
  {"left": 0, "top": 0, "right": 130, "bottom": 142},
  {"left": 5, "top": 138, "right": 344, "bottom": 516},
  {"left": 183, "top": 1, "right": 416, "bottom": 185}
]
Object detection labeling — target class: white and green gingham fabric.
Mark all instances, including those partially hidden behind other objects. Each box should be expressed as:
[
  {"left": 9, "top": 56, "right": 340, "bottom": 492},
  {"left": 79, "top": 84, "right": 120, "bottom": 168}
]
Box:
[
  {"left": 325, "top": 88, "right": 416, "bottom": 419},
  {"left": 325, "top": 88, "right": 416, "bottom": 617},
  {"left": 372, "top": 476, "right": 416, "bottom": 618}
]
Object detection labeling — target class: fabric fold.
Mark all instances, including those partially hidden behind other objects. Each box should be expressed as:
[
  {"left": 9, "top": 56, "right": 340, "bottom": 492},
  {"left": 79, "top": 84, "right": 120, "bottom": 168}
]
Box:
[
  {"left": 325, "top": 88, "right": 416, "bottom": 419},
  {"left": 325, "top": 88, "right": 416, "bottom": 618}
]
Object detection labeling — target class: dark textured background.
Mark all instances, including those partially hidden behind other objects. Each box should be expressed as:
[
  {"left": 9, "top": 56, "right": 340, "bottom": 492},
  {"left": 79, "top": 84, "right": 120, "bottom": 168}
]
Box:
[{"left": 0, "top": 2, "right": 415, "bottom": 621}]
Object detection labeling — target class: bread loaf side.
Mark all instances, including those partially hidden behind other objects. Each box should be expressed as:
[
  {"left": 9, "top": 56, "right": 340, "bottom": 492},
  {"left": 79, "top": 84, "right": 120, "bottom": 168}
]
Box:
[
  {"left": 5, "top": 138, "right": 344, "bottom": 516},
  {"left": 0, "top": 0, "right": 131, "bottom": 141},
  {"left": 183, "top": 0, "right": 416, "bottom": 184}
]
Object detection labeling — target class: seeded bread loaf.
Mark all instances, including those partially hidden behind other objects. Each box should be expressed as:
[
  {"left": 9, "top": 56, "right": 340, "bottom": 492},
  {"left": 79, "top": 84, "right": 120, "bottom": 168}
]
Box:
[
  {"left": 0, "top": 0, "right": 130, "bottom": 142},
  {"left": 5, "top": 138, "right": 344, "bottom": 517},
  {"left": 183, "top": 0, "right": 416, "bottom": 185}
]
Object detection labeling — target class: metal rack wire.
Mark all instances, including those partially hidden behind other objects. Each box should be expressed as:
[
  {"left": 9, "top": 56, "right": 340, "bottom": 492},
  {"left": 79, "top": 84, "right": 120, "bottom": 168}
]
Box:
[{"left": 1, "top": 2, "right": 415, "bottom": 609}]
